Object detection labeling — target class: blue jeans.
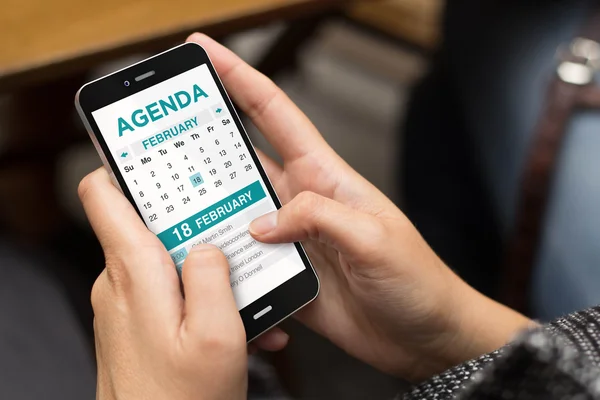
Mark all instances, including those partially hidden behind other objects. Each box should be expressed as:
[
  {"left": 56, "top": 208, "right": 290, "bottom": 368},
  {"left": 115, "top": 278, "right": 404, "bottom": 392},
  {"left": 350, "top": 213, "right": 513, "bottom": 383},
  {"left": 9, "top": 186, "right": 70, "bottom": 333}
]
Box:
[{"left": 446, "top": 0, "right": 598, "bottom": 319}]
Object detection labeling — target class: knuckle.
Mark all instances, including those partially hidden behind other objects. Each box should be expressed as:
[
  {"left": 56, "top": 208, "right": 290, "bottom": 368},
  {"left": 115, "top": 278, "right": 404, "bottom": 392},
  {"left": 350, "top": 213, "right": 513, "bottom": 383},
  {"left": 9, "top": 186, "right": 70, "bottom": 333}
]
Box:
[
  {"left": 103, "top": 254, "right": 131, "bottom": 294},
  {"left": 294, "top": 191, "right": 322, "bottom": 217},
  {"left": 78, "top": 168, "right": 105, "bottom": 202},
  {"left": 90, "top": 273, "right": 107, "bottom": 313},
  {"left": 291, "top": 192, "right": 324, "bottom": 240},
  {"left": 101, "top": 242, "right": 167, "bottom": 296},
  {"left": 77, "top": 173, "right": 94, "bottom": 202},
  {"left": 247, "top": 87, "right": 278, "bottom": 120},
  {"left": 358, "top": 219, "right": 389, "bottom": 260},
  {"left": 244, "top": 79, "right": 280, "bottom": 120},
  {"left": 200, "top": 330, "right": 245, "bottom": 355}
]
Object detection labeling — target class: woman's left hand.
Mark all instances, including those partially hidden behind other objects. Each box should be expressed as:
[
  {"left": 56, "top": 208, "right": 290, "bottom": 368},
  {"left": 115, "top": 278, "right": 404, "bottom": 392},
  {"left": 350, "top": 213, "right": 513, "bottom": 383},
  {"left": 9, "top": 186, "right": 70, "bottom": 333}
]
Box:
[{"left": 79, "top": 168, "right": 275, "bottom": 400}]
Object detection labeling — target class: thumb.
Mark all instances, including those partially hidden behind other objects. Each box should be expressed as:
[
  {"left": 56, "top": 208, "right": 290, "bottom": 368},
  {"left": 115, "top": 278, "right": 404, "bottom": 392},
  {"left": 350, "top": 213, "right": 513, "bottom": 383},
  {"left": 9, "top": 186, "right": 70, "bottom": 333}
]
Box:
[
  {"left": 181, "top": 245, "right": 242, "bottom": 337},
  {"left": 249, "top": 192, "right": 386, "bottom": 262}
]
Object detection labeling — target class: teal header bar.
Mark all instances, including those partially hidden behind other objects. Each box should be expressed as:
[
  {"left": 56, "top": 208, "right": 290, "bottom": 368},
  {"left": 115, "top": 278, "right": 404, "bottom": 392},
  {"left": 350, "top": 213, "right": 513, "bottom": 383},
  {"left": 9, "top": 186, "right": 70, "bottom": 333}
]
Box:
[{"left": 158, "top": 181, "right": 266, "bottom": 251}]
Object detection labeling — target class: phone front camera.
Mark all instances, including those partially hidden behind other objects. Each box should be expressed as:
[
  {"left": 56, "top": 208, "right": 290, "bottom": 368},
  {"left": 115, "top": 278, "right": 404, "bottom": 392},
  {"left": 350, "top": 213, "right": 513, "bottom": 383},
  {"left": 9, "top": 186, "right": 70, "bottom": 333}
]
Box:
[{"left": 124, "top": 80, "right": 131, "bottom": 87}]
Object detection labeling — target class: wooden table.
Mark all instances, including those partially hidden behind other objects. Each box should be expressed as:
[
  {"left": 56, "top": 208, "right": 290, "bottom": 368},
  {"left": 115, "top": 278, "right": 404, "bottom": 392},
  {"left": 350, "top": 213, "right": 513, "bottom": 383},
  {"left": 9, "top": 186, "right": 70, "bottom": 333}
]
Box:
[
  {"left": 349, "top": 0, "right": 443, "bottom": 51},
  {"left": 0, "top": 0, "right": 350, "bottom": 242},
  {"left": 0, "top": 0, "right": 348, "bottom": 92}
]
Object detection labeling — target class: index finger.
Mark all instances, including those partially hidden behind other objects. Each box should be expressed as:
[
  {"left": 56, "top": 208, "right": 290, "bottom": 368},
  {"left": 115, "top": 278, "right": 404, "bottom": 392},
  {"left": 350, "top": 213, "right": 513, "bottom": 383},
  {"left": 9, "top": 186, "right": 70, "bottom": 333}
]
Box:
[
  {"left": 79, "top": 169, "right": 155, "bottom": 253},
  {"left": 79, "top": 168, "right": 182, "bottom": 323},
  {"left": 187, "top": 33, "right": 329, "bottom": 163}
]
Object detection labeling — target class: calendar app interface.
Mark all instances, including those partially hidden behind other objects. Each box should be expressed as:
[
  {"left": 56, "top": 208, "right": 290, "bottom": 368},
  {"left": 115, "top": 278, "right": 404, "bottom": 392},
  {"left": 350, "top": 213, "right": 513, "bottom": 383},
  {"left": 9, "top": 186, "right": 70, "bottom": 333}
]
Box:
[{"left": 91, "top": 64, "right": 306, "bottom": 310}]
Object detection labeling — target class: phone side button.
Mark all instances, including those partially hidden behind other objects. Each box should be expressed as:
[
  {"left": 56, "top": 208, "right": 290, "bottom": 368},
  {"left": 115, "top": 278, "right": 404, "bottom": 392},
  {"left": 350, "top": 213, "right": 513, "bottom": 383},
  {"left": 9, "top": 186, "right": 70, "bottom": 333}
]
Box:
[{"left": 253, "top": 306, "right": 273, "bottom": 320}]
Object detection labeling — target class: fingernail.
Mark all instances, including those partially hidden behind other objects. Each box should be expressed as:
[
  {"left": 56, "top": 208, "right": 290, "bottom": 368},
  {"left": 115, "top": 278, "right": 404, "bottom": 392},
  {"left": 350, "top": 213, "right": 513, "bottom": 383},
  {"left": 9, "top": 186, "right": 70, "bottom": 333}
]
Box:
[
  {"left": 187, "top": 32, "right": 204, "bottom": 41},
  {"left": 250, "top": 211, "right": 278, "bottom": 235},
  {"left": 273, "top": 330, "right": 290, "bottom": 345},
  {"left": 189, "top": 244, "right": 218, "bottom": 254}
]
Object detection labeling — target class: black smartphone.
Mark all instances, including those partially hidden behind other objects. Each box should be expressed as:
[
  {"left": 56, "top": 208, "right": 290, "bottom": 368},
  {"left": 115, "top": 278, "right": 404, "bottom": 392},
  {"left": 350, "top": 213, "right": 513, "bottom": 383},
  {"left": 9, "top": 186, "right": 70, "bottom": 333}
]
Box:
[{"left": 75, "top": 43, "right": 319, "bottom": 341}]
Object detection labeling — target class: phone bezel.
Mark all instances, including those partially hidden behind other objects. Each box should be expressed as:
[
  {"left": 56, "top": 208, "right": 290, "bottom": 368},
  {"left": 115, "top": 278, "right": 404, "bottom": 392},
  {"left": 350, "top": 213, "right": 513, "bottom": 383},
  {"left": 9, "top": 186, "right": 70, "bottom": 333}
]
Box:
[{"left": 75, "top": 42, "right": 319, "bottom": 341}]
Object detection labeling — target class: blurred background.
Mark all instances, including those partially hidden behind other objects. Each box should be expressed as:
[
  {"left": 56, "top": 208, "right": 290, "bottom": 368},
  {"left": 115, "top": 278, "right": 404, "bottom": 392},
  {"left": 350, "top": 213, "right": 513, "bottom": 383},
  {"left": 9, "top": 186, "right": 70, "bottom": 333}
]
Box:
[{"left": 3, "top": 0, "right": 600, "bottom": 398}]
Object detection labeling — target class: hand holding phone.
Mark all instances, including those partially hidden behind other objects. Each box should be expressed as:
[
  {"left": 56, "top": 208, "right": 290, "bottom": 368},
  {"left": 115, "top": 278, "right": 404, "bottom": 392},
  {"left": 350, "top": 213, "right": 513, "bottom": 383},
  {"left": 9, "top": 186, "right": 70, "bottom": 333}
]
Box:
[
  {"left": 181, "top": 35, "right": 530, "bottom": 383},
  {"left": 79, "top": 34, "right": 532, "bottom": 393},
  {"left": 79, "top": 168, "right": 249, "bottom": 400},
  {"left": 76, "top": 39, "right": 319, "bottom": 341}
]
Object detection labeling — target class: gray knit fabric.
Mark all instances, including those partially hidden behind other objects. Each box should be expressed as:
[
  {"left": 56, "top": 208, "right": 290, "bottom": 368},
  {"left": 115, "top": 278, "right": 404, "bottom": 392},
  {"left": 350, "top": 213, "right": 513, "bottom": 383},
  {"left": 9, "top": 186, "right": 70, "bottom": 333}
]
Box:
[{"left": 404, "top": 307, "right": 600, "bottom": 400}]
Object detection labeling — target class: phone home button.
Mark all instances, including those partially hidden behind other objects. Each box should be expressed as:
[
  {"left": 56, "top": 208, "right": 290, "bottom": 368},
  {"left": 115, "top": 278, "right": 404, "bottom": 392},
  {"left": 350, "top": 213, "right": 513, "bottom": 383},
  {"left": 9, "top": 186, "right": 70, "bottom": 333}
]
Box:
[{"left": 253, "top": 306, "right": 273, "bottom": 320}]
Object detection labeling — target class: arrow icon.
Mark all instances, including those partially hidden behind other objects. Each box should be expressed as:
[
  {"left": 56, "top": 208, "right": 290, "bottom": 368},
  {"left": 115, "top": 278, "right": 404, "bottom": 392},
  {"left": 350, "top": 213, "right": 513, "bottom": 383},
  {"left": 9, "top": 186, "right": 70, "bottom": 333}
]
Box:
[
  {"left": 215, "top": 108, "right": 222, "bottom": 114},
  {"left": 121, "top": 152, "right": 128, "bottom": 158}
]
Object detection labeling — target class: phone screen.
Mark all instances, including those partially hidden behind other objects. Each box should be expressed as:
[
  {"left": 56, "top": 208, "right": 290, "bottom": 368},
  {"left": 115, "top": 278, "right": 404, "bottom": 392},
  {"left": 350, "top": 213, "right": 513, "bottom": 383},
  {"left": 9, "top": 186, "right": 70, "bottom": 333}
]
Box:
[{"left": 90, "top": 63, "right": 306, "bottom": 310}]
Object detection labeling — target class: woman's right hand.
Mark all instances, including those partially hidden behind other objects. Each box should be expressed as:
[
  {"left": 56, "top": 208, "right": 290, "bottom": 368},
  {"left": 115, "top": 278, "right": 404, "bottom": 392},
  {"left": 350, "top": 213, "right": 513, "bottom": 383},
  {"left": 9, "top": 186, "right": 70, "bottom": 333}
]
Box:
[
  {"left": 189, "top": 33, "right": 533, "bottom": 383},
  {"left": 250, "top": 191, "right": 533, "bottom": 382}
]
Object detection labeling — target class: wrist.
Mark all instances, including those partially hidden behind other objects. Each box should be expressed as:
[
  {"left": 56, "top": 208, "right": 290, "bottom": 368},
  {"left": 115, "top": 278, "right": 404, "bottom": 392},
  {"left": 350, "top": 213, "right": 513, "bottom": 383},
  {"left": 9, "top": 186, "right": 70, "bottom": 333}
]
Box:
[
  {"left": 404, "top": 272, "right": 534, "bottom": 382},
  {"left": 442, "top": 278, "right": 534, "bottom": 368},
  {"left": 388, "top": 269, "right": 534, "bottom": 383}
]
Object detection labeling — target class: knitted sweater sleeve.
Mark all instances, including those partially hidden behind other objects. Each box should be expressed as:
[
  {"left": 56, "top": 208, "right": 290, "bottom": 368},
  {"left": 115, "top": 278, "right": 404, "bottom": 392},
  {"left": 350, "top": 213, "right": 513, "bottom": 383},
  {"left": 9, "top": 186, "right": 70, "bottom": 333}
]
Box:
[{"left": 403, "top": 307, "right": 600, "bottom": 400}]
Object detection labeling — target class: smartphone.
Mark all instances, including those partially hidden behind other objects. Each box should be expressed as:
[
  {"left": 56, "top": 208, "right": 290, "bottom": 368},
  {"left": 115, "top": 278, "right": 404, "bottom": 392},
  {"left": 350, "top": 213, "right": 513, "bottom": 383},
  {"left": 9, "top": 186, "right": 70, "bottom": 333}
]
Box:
[{"left": 75, "top": 43, "right": 319, "bottom": 341}]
